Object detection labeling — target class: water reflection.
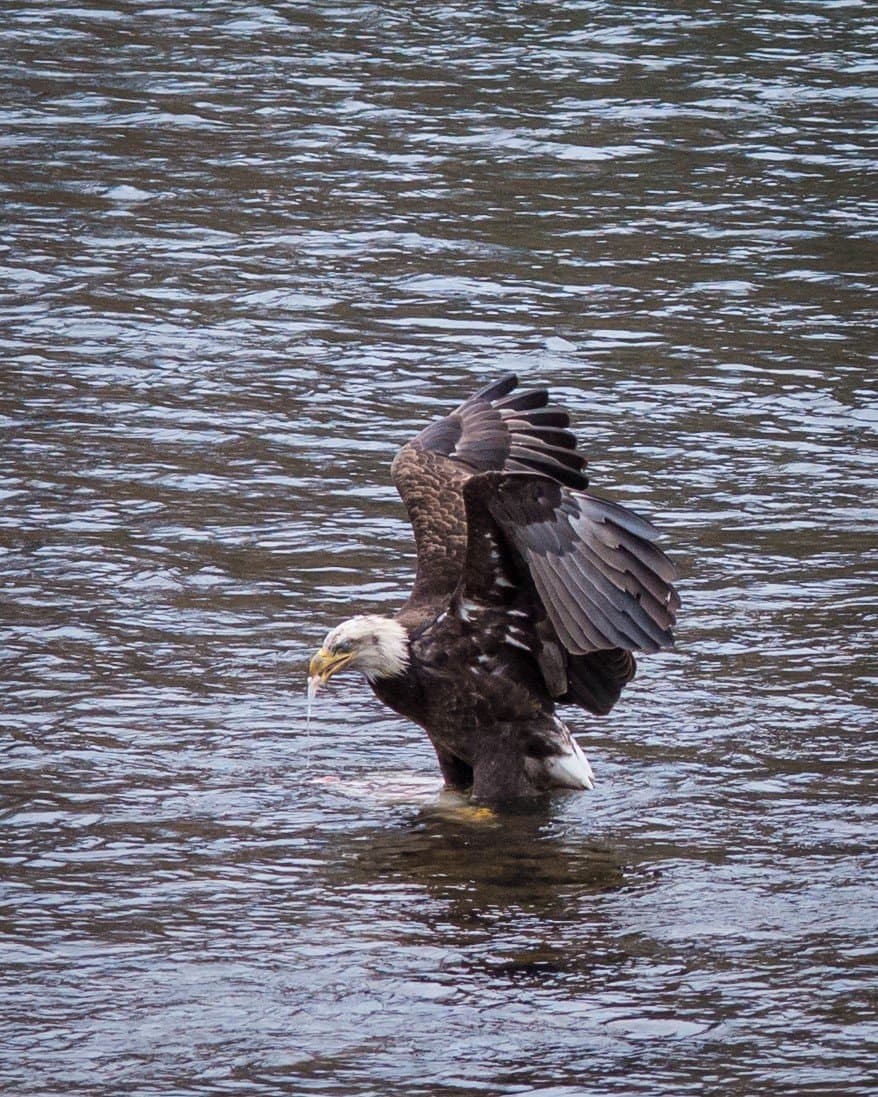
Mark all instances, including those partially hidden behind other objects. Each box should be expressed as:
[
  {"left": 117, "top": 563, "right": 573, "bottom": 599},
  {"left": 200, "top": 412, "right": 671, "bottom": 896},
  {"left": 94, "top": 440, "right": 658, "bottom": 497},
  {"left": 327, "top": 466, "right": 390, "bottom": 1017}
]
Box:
[
  {"left": 337, "top": 806, "right": 629, "bottom": 909},
  {"left": 341, "top": 813, "right": 637, "bottom": 994}
]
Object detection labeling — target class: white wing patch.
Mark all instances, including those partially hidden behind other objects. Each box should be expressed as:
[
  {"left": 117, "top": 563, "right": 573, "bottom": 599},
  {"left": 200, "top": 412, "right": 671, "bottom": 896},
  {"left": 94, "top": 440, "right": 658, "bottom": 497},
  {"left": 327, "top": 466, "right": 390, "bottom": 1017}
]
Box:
[
  {"left": 456, "top": 598, "right": 483, "bottom": 623},
  {"left": 502, "top": 630, "right": 531, "bottom": 653}
]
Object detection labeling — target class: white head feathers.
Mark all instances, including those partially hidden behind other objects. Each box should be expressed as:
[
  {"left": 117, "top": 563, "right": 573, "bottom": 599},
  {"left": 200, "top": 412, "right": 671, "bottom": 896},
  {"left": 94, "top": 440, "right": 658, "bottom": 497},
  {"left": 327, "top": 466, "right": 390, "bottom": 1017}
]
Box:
[{"left": 320, "top": 615, "right": 409, "bottom": 682}]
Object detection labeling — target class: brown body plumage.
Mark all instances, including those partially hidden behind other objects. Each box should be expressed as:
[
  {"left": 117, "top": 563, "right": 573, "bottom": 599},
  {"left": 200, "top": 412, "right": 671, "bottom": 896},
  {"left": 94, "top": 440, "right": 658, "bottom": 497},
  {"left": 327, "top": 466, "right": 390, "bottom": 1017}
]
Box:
[{"left": 309, "top": 375, "right": 680, "bottom": 801}]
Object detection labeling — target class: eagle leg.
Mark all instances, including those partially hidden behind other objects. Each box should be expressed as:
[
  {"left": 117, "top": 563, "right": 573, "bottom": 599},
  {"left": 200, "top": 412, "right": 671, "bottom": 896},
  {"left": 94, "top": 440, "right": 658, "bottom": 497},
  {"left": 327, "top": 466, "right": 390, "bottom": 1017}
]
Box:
[
  {"left": 435, "top": 748, "right": 474, "bottom": 791},
  {"left": 470, "top": 750, "right": 537, "bottom": 802}
]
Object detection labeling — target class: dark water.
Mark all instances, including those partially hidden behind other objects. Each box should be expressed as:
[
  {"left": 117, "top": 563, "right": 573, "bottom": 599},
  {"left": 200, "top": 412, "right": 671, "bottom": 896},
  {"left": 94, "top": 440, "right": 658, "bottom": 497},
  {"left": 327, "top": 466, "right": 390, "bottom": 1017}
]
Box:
[{"left": 2, "top": 2, "right": 877, "bottom": 1094}]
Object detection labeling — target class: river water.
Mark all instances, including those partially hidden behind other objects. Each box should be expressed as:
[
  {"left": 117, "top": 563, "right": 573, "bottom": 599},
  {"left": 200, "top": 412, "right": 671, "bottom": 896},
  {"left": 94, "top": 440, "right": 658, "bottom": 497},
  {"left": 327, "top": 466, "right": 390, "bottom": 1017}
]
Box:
[{"left": 2, "top": 2, "right": 877, "bottom": 1095}]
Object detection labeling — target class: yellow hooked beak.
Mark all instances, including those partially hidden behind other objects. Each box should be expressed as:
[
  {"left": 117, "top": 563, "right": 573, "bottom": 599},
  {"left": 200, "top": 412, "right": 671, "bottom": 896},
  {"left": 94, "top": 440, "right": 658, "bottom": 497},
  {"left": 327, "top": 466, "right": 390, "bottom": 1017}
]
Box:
[{"left": 308, "top": 647, "right": 355, "bottom": 687}]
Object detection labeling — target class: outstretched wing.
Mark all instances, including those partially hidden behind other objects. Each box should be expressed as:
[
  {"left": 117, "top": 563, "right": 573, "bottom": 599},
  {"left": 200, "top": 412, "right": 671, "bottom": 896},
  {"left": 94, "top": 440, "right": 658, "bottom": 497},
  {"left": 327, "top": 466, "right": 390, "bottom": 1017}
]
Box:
[
  {"left": 457, "top": 472, "right": 679, "bottom": 715},
  {"left": 392, "top": 374, "right": 589, "bottom": 624}
]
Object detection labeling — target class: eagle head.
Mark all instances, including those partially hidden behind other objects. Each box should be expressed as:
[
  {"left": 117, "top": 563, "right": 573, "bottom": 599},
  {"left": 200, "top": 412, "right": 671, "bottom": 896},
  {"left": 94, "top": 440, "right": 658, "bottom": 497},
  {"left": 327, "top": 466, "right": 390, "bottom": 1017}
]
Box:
[{"left": 308, "top": 615, "right": 409, "bottom": 691}]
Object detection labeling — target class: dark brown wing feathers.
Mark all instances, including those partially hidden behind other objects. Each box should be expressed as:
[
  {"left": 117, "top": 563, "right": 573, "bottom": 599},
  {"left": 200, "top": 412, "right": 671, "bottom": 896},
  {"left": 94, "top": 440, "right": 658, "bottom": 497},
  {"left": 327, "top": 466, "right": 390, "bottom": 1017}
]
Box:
[
  {"left": 563, "top": 649, "right": 637, "bottom": 715},
  {"left": 391, "top": 446, "right": 470, "bottom": 619},
  {"left": 485, "top": 474, "right": 678, "bottom": 654},
  {"left": 392, "top": 373, "right": 589, "bottom": 619},
  {"left": 391, "top": 374, "right": 679, "bottom": 716},
  {"left": 456, "top": 469, "right": 678, "bottom": 714},
  {"left": 401, "top": 373, "right": 589, "bottom": 486}
]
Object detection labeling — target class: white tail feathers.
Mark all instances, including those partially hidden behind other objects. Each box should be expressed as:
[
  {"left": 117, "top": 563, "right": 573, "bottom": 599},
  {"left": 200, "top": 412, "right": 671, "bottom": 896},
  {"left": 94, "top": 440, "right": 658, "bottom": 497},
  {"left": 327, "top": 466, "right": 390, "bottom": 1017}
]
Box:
[{"left": 525, "top": 730, "right": 595, "bottom": 791}]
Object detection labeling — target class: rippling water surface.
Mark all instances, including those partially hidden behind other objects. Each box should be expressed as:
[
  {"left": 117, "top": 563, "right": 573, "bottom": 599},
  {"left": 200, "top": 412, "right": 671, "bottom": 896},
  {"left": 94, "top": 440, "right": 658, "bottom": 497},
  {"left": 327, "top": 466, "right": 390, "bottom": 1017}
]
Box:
[{"left": 2, "top": 3, "right": 877, "bottom": 1094}]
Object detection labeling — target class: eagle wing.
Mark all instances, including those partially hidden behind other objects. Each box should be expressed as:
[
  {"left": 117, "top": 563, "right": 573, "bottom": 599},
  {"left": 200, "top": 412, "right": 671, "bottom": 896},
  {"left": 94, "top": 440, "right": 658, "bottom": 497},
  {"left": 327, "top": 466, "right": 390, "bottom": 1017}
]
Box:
[
  {"left": 457, "top": 472, "right": 680, "bottom": 715},
  {"left": 391, "top": 374, "right": 589, "bottom": 625}
]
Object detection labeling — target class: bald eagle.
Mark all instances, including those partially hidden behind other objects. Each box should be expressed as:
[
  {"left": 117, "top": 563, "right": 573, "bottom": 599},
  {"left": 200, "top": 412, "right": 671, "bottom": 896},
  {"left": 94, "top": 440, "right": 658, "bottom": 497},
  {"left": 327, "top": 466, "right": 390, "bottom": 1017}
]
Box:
[{"left": 309, "top": 375, "right": 679, "bottom": 801}]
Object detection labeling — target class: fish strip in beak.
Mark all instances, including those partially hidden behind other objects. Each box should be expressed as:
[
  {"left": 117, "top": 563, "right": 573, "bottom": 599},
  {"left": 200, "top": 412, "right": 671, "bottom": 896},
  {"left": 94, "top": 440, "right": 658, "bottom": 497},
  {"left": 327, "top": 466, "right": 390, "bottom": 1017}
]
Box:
[{"left": 308, "top": 647, "right": 355, "bottom": 688}]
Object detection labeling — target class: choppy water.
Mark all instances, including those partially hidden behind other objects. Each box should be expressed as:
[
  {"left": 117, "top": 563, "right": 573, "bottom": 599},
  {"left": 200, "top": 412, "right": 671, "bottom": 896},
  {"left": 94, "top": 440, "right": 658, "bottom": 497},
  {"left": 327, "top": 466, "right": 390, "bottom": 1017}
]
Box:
[{"left": 2, "top": 3, "right": 877, "bottom": 1095}]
